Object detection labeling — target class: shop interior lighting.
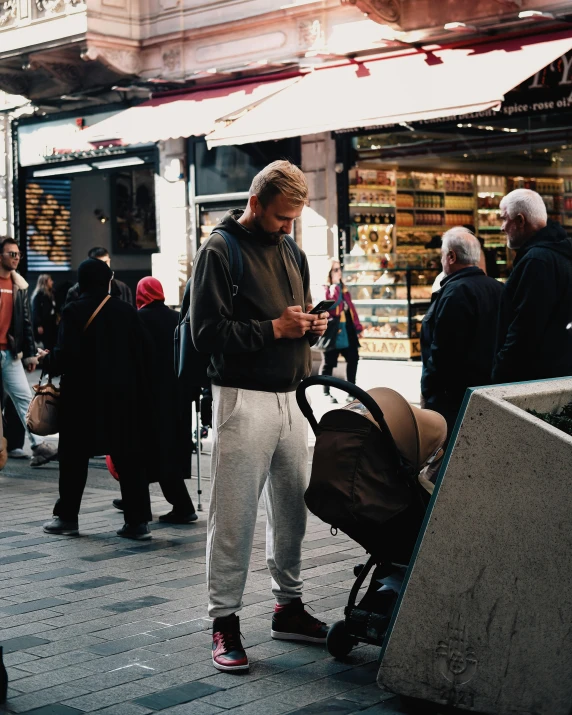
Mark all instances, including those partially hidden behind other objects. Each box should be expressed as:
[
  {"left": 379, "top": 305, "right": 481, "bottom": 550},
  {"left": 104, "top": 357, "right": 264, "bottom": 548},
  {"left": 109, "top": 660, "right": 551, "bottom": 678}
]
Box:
[
  {"left": 518, "top": 10, "right": 554, "bottom": 20},
  {"left": 34, "top": 164, "right": 92, "bottom": 177},
  {"left": 94, "top": 209, "right": 108, "bottom": 224},
  {"left": 457, "top": 122, "right": 518, "bottom": 133},
  {"left": 92, "top": 157, "right": 145, "bottom": 170},
  {"left": 444, "top": 22, "right": 478, "bottom": 33}
]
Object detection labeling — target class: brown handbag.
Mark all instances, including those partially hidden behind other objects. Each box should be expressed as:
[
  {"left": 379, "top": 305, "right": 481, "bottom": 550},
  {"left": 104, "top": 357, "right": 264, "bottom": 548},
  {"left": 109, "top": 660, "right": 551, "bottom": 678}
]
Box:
[{"left": 26, "top": 295, "right": 111, "bottom": 436}]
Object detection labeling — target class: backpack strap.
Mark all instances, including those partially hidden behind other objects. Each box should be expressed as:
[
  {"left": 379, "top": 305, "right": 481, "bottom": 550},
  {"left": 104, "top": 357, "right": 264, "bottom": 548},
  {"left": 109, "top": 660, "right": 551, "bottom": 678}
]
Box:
[
  {"left": 211, "top": 228, "right": 243, "bottom": 297},
  {"left": 283, "top": 235, "right": 303, "bottom": 275}
]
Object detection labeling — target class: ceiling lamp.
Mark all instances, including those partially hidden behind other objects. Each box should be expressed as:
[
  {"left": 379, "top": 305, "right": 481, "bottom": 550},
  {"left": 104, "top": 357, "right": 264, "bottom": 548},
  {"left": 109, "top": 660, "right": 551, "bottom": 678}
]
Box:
[
  {"left": 518, "top": 10, "right": 555, "bottom": 20},
  {"left": 444, "top": 22, "right": 477, "bottom": 33}
]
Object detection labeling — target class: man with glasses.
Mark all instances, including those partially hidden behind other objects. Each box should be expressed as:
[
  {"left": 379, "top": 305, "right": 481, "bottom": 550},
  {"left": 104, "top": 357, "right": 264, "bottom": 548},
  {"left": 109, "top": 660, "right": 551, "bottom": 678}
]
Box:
[{"left": 0, "top": 237, "right": 58, "bottom": 467}]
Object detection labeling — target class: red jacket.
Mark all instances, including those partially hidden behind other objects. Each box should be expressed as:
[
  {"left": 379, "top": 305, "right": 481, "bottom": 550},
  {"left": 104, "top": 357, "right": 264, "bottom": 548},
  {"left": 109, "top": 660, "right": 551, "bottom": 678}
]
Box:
[{"left": 325, "top": 283, "right": 363, "bottom": 334}]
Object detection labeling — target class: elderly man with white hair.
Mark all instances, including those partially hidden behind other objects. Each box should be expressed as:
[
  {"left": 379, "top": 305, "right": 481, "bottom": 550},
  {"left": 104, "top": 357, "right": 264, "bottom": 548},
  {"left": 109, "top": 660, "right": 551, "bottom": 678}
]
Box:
[
  {"left": 493, "top": 189, "right": 572, "bottom": 384},
  {"left": 421, "top": 226, "right": 503, "bottom": 446}
]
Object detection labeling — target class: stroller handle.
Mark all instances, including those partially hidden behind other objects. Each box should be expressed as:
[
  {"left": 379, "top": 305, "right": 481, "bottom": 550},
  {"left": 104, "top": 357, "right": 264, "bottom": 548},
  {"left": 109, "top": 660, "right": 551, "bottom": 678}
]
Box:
[{"left": 296, "top": 375, "right": 391, "bottom": 437}]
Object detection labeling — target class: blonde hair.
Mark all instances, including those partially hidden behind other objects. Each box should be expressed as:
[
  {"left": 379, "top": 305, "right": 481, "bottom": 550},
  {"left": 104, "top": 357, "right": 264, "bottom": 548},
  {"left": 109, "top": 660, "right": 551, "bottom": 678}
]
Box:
[
  {"left": 326, "top": 258, "right": 342, "bottom": 287},
  {"left": 249, "top": 160, "right": 308, "bottom": 207},
  {"left": 32, "top": 273, "right": 53, "bottom": 300}
]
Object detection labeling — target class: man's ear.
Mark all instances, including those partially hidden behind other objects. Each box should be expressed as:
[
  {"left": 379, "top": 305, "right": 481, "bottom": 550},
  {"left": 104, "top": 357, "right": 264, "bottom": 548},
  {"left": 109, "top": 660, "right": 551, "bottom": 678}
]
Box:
[
  {"left": 249, "top": 194, "right": 259, "bottom": 213},
  {"left": 516, "top": 213, "right": 526, "bottom": 227}
]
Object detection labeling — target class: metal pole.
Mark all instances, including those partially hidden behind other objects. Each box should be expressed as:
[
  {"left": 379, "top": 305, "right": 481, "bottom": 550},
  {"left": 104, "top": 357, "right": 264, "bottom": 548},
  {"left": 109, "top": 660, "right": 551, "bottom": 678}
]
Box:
[{"left": 195, "top": 397, "right": 202, "bottom": 511}]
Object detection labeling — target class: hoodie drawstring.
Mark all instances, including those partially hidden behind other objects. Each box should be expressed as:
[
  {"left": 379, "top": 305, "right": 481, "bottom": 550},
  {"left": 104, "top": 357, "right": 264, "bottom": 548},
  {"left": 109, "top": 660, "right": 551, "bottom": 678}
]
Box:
[{"left": 279, "top": 242, "right": 296, "bottom": 300}]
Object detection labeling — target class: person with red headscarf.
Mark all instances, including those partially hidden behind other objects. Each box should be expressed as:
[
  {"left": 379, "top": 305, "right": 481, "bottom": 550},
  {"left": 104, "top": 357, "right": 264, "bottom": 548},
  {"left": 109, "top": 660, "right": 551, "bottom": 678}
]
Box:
[{"left": 112, "top": 276, "right": 197, "bottom": 523}]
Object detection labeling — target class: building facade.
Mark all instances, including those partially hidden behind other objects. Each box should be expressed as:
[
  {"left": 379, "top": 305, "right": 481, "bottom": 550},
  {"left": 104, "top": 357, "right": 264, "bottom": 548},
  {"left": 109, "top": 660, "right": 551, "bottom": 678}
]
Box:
[{"left": 1, "top": 0, "right": 572, "bottom": 305}]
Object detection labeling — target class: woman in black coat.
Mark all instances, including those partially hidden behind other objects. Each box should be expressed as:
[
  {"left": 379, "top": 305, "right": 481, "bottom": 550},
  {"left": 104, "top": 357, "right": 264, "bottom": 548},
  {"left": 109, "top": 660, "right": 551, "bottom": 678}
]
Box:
[
  {"left": 31, "top": 274, "right": 57, "bottom": 351},
  {"left": 134, "top": 277, "right": 196, "bottom": 523},
  {"left": 41, "top": 258, "right": 153, "bottom": 539}
]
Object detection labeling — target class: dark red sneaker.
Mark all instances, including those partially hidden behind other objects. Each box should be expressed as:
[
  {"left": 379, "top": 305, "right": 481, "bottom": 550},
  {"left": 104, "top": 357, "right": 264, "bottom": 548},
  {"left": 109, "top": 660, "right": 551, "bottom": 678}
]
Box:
[
  {"left": 212, "top": 614, "right": 249, "bottom": 672},
  {"left": 271, "top": 598, "right": 328, "bottom": 643}
]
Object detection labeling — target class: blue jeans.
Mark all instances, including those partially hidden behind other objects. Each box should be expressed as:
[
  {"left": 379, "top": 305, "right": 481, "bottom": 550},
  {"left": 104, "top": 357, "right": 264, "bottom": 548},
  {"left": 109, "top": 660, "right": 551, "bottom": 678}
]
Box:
[{"left": 0, "top": 351, "right": 41, "bottom": 448}]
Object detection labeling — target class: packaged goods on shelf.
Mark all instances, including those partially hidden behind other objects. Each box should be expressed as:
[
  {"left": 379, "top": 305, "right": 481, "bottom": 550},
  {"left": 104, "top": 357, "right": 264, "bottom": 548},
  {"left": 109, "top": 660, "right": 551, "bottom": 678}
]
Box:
[
  {"left": 477, "top": 175, "right": 506, "bottom": 194},
  {"left": 443, "top": 174, "right": 473, "bottom": 192},
  {"left": 396, "top": 193, "right": 415, "bottom": 208},
  {"left": 397, "top": 211, "right": 414, "bottom": 226},
  {"left": 444, "top": 195, "right": 474, "bottom": 210}
]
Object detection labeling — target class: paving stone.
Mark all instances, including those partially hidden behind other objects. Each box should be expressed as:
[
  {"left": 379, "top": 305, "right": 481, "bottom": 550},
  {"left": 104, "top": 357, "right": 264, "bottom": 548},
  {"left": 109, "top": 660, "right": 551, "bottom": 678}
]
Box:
[
  {"left": 157, "top": 703, "right": 223, "bottom": 715},
  {"left": 19, "top": 705, "right": 85, "bottom": 715},
  {"left": 83, "top": 704, "right": 153, "bottom": 715},
  {"left": 6, "top": 683, "right": 92, "bottom": 713},
  {"left": 0, "top": 552, "right": 48, "bottom": 565},
  {"left": 85, "top": 633, "right": 163, "bottom": 655},
  {"left": 26, "top": 568, "right": 86, "bottom": 582},
  {"left": 15, "top": 650, "right": 102, "bottom": 674},
  {"left": 0, "top": 531, "right": 26, "bottom": 538},
  {"left": 11, "top": 664, "right": 95, "bottom": 694},
  {"left": 134, "top": 681, "right": 224, "bottom": 710},
  {"left": 200, "top": 678, "right": 285, "bottom": 708},
  {"left": 79, "top": 550, "right": 136, "bottom": 563},
  {"left": 337, "top": 683, "right": 397, "bottom": 708},
  {"left": 160, "top": 575, "right": 206, "bottom": 588},
  {"left": 1, "top": 598, "right": 70, "bottom": 615},
  {"left": 100, "top": 596, "right": 170, "bottom": 613},
  {"left": 1, "top": 635, "right": 52, "bottom": 653},
  {"left": 62, "top": 576, "right": 128, "bottom": 590},
  {"left": 285, "top": 696, "right": 363, "bottom": 714}
]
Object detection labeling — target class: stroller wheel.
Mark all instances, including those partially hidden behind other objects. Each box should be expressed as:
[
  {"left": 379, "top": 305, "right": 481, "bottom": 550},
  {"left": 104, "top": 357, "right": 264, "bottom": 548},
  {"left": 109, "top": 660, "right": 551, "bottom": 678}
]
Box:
[{"left": 327, "top": 620, "right": 357, "bottom": 659}]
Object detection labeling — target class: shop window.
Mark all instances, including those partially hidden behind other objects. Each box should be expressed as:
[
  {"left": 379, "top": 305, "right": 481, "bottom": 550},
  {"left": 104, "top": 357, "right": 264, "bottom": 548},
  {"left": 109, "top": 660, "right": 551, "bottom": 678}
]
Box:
[
  {"left": 111, "top": 167, "right": 158, "bottom": 254},
  {"left": 194, "top": 139, "right": 298, "bottom": 196},
  {"left": 25, "top": 178, "right": 71, "bottom": 271}
]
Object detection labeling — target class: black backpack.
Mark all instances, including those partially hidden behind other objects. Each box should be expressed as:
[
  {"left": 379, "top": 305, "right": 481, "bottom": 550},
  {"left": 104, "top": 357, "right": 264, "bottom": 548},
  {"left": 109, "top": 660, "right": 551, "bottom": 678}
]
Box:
[{"left": 174, "top": 228, "right": 302, "bottom": 392}]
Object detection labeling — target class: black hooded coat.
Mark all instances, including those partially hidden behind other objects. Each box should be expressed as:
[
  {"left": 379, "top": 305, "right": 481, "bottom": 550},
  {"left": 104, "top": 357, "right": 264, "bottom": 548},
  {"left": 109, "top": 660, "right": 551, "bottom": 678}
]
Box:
[
  {"left": 45, "top": 259, "right": 151, "bottom": 459},
  {"left": 493, "top": 221, "right": 572, "bottom": 384}
]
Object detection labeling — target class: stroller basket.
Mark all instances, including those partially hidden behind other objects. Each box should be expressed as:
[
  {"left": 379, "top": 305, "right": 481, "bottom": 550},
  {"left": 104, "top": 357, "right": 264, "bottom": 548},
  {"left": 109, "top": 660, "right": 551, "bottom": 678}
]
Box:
[{"left": 296, "top": 375, "right": 446, "bottom": 658}]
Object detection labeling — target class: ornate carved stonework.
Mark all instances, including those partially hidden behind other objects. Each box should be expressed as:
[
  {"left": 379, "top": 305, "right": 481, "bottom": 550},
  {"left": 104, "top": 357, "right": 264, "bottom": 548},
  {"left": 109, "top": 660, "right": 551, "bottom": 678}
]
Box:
[
  {"left": 41, "top": 62, "right": 82, "bottom": 85},
  {"left": 342, "top": 0, "right": 401, "bottom": 27},
  {"left": 162, "top": 47, "right": 181, "bottom": 73},
  {"left": 35, "top": 0, "right": 64, "bottom": 13},
  {"left": 298, "top": 18, "right": 325, "bottom": 50},
  {"left": 85, "top": 46, "right": 141, "bottom": 75},
  {"left": 0, "top": 0, "right": 17, "bottom": 27}
]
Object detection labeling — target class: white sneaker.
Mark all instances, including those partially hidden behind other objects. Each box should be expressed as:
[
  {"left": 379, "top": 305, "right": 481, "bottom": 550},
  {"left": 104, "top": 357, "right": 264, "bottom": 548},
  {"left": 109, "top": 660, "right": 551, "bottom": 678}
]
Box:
[{"left": 8, "top": 448, "right": 28, "bottom": 459}]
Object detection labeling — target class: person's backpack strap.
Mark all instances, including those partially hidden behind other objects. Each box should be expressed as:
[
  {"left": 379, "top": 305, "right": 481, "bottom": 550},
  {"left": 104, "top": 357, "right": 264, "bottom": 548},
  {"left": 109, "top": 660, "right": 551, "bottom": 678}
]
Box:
[
  {"left": 211, "top": 228, "right": 243, "bottom": 297},
  {"left": 283, "top": 235, "right": 303, "bottom": 275}
]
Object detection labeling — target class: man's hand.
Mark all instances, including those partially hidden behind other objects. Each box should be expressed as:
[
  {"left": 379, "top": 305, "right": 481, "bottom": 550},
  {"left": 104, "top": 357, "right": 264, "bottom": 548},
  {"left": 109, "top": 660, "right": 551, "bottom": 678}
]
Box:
[
  {"left": 306, "top": 304, "right": 328, "bottom": 337},
  {"left": 272, "top": 306, "right": 314, "bottom": 339},
  {"left": 37, "top": 349, "right": 49, "bottom": 361}
]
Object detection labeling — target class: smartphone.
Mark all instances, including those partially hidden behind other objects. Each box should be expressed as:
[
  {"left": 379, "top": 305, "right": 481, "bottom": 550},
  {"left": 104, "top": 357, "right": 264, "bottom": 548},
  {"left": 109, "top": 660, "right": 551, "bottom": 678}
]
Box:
[{"left": 309, "top": 300, "right": 336, "bottom": 315}]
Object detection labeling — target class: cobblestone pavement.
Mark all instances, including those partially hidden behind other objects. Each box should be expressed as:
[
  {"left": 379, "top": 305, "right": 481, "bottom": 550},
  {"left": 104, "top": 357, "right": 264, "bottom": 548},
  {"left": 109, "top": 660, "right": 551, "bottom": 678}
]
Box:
[{"left": 0, "top": 451, "right": 422, "bottom": 715}]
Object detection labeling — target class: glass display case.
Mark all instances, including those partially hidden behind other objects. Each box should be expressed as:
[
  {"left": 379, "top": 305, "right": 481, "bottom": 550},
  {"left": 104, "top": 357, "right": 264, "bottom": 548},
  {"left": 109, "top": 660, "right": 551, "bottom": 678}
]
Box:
[{"left": 343, "top": 253, "right": 439, "bottom": 359}]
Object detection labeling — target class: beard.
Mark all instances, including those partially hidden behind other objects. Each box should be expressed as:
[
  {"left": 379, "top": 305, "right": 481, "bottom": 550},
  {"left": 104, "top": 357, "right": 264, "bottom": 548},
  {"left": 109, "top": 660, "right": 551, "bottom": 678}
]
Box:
[{"left": 252, "top": 214, "right": 282, "bottom": 241}]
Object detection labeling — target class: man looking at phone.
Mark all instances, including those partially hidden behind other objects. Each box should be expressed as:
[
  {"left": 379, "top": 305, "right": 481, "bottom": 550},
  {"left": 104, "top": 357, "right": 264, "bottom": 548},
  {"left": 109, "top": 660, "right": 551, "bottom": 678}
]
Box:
[{"left": 190, "top": 161, "right": 328, "bottom": 673}]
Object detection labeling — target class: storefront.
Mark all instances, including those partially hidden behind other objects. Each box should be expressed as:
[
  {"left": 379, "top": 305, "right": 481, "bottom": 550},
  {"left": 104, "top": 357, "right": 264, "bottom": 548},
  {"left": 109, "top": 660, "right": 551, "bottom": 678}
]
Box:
[
  {"left": 205, "top": 29, "right": 572, "bottom": 359},
  {"left": 15, "top": 108, "right": 157, "bottom": 296}
]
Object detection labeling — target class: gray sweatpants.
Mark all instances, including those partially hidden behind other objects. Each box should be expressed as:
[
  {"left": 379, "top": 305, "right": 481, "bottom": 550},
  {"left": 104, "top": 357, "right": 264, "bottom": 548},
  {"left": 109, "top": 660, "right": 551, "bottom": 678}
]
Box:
[{"left": 207, "top": 385, "right": 309, "bottom": 619}]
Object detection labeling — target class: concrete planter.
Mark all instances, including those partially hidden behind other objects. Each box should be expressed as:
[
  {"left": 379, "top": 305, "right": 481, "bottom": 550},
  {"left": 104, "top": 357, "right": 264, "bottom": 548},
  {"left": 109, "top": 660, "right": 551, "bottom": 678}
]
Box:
[{"left": 378, "top": 378, "right": 572, "bottom": 715}]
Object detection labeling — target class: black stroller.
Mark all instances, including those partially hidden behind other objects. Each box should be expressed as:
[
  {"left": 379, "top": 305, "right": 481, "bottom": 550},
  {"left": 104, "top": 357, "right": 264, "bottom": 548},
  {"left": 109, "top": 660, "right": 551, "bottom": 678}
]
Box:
[{"left": 296, "top": 375, "right": 447, "bottom": 659}]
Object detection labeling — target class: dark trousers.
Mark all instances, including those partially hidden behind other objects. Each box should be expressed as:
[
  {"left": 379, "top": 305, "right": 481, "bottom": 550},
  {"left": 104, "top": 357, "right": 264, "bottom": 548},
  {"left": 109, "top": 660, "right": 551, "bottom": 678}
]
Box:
[
  {"left": 159, "top": 478, "right": 195, "bottom": 515},
  {"left": 54, "top": 448, "right": 152, "bottom": 524},
  {"left": 4, "top": 396, "right": 25, "bottom": 451},
  {"left": 321, "top": 347, "right": 359, "bottom": 389}
]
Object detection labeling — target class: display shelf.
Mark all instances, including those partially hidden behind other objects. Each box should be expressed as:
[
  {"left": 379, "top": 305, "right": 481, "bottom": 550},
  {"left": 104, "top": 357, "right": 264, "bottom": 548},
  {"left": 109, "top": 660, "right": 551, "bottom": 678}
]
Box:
[
  {"left": 479, "top": 226, "right": 503, "bottom": 231},
  {"left": 349, "top": 203, "right": 395, "bottom": 208},
  {"left": 348, "top": 185, "right": 395, "bottom": 192}
]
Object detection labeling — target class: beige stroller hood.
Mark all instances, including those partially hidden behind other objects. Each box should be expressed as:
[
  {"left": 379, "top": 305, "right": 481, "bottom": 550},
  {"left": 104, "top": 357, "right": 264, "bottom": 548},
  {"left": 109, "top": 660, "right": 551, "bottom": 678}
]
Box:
[{"left": 345, "top": 387, "right": 447, "bottom": 473}]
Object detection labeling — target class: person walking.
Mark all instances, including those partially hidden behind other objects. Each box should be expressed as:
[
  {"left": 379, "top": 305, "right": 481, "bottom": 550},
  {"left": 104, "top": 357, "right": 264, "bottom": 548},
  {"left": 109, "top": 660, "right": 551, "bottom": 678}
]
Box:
[
  {"left": 321, "top": 258, "right": 363, "bottom": 403},
  {"left": 41, "top": 258, "right": 152, "bottom": 539},
  {"left": 421, "top": 227, "right": 503, "bottom": 443},
  {"left": 190, "top": 160, "right": 329, "bottom": 673},
  {"left": 493, "top": 189, "right": 572, "bottom": 384},
  {"left": 0, "top": 237, "right": 58, "bottom": 466},
  {"left": 65, "top": 247, "right": 133, "bottom": 306},
  {"left": 31, "top": 274, "right": 57, "bottom": 351},
  {"left": 112, "top": 276, "right": 197, "bottom": 524}
]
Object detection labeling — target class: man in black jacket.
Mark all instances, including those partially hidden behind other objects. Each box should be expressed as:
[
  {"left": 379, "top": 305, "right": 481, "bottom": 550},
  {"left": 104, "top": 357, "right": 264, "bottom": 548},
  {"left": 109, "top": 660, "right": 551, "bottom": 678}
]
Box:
[
  {"left": 65, "top": 247, "right": 133, "bottom": 306},
  {"left": 421, "top": 227, "right": 504, "bottom": 437},
  {"left": 0, "top": 237, "right": 58, "bottom": 466},
  {"left": 493, "top": 190, "right": 572, "bottom": 384}
]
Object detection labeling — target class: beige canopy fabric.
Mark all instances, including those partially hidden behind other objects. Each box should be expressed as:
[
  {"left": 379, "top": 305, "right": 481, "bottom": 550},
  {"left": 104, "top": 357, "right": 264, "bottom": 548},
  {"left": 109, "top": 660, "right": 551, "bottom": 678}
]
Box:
[{"left": 206, "top": 30, "right": 572, "bottom": 147}]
